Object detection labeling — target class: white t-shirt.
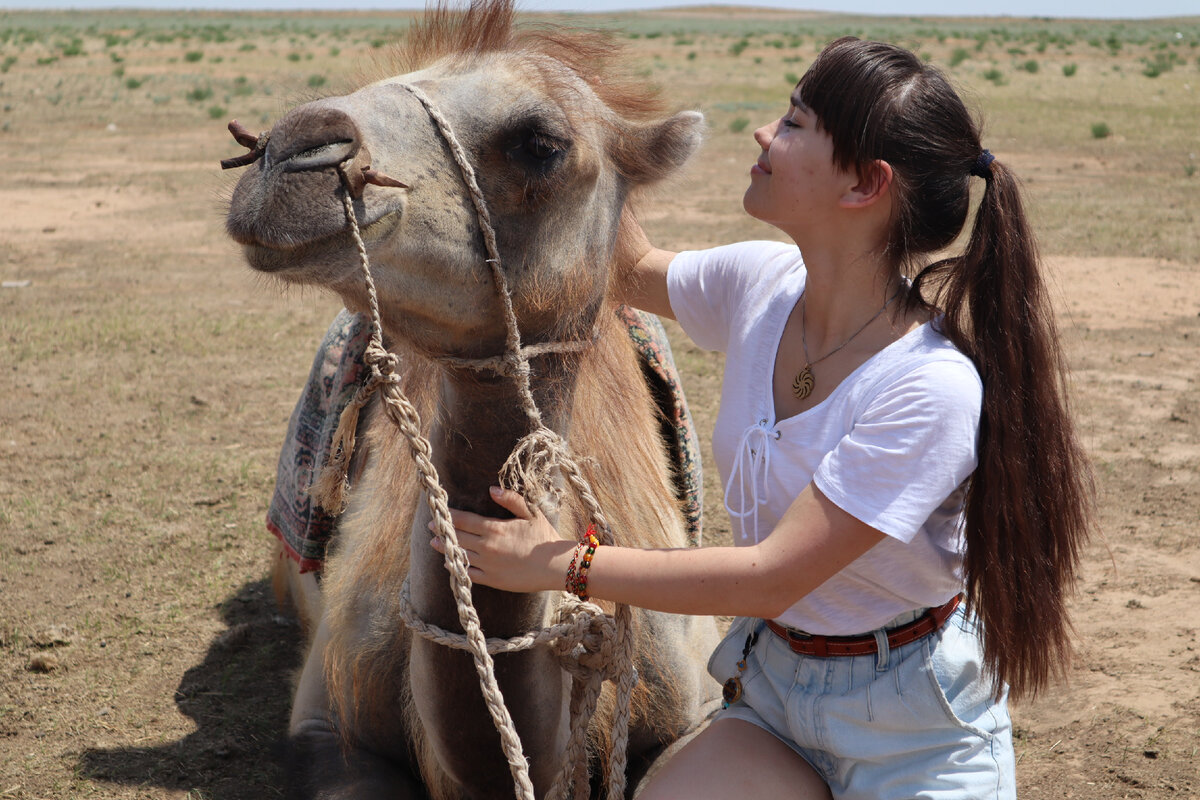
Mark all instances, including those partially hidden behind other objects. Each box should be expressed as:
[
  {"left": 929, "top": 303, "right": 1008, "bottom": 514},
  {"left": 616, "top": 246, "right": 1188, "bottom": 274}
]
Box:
[{"left": 668, "top": 241, "right": 983, "bottom": 635}]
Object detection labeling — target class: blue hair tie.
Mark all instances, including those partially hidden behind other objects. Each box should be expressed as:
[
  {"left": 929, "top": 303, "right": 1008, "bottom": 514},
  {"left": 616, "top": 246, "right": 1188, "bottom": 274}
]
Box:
[{"left": 971, "top": 149, "right": 995, "bottom": 179}]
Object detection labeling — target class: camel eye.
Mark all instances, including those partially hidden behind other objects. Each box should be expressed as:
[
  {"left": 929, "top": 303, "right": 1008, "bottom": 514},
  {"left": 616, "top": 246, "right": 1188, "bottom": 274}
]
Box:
[
  {"left": 525, "top": 135, "right": 558, "bottom": 160},
  {"left": 506, "top": 126, "right": 569, "bottom": 170}
]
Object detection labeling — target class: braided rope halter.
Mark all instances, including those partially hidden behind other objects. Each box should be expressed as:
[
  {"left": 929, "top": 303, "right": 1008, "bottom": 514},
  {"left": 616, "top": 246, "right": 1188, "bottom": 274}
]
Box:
[{"left": 314, "top": 82, "right": 638, "bottom": 800}]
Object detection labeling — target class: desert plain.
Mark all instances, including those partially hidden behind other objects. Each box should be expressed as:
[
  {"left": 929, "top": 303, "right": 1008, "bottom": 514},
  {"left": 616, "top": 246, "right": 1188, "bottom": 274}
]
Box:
[{"left": 0, "top": 6, "right": 1197, "bottom": 798}]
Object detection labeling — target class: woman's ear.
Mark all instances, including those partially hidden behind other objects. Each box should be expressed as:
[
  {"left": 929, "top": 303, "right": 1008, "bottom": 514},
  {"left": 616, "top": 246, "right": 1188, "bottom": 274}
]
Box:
[{"left": 840, "top": 160, "right": 893, "bottom": 208}]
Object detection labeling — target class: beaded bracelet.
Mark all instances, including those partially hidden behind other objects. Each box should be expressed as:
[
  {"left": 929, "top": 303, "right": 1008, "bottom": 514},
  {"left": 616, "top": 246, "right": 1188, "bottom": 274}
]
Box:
[
  {"left": 564, "top": 544, "right": 583, "bottom": 593},
  {"left": 566, "top": 524, "right": 601, "bottom": 601}
]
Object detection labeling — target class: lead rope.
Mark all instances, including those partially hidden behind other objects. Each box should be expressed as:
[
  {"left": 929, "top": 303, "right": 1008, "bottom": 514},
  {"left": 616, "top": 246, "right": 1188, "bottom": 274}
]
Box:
[{"left": 314, "top": 82, "right": 636, "bottom": 800}]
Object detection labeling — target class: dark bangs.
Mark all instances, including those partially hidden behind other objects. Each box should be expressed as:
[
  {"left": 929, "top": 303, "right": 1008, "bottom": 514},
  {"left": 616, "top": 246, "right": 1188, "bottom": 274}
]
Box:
[{"left": 796, "top": 37, "right": 924, "bottom": 176}]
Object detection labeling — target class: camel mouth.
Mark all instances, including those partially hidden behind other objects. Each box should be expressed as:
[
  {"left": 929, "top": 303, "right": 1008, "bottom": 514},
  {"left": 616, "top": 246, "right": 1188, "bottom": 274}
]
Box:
[{"left": 240, "top": 208, "right": 404, "bottom": 275}]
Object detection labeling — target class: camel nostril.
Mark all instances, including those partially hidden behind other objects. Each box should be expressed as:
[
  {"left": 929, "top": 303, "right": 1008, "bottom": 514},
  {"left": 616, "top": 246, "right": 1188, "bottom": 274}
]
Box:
[
  {"left": 267, "top": 105, "right": 363, "bottom": 172},
  {"left": 284, "top": 139, "right": 358, "bottom": 172}
]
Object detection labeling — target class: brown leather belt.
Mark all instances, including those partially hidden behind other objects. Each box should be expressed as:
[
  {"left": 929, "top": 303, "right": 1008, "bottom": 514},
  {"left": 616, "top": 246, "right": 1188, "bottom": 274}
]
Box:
[{"left": 765, "top": 594, "right": 962, "bottom": 658}]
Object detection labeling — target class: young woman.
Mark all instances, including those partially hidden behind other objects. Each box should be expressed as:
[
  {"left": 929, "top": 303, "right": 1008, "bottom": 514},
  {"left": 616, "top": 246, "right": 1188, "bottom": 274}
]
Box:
[{"left": 436, "top": 37, "right": 1094, "bottom": 799}]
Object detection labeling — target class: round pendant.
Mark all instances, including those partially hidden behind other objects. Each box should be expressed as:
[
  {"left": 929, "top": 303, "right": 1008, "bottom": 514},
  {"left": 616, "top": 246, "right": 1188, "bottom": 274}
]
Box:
[
  {"left": 792, "top": 365, "right": 814, "bottom": 400},
  {"left": 722, "top": 676, "right": 743, "bottom": 705}
]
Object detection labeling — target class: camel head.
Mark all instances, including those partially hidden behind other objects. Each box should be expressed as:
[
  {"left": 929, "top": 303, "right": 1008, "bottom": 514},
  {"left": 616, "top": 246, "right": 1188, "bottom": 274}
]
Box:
[{"left": 225, "top": 0, "right": 702, "bottom": 360}]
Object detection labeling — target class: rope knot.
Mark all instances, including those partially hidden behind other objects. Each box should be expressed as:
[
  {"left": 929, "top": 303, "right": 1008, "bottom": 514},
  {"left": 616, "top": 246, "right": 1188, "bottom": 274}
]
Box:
[
  {"left": 500, "top": 427, "right": 572, "bottom": 511},
  {"left": 551, "top": 601, "right": 622, "bottom": 676}
]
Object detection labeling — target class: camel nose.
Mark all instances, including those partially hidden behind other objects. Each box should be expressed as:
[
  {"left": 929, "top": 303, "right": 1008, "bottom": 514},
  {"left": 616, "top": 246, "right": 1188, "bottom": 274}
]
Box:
[{"left": 269, "top": 104, "right": 362, "bottom": 172}]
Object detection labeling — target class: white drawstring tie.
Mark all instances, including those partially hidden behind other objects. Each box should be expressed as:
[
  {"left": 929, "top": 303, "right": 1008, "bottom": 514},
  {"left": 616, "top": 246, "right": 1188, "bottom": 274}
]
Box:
[{"left": 723, "top": 419, "right": 779, "bottom": 543}]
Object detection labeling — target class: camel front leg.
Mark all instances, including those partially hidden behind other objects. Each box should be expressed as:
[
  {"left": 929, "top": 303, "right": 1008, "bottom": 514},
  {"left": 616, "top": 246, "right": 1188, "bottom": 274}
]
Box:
[{"left": 288, "top": 619, "right": 427, "bottom": 800}]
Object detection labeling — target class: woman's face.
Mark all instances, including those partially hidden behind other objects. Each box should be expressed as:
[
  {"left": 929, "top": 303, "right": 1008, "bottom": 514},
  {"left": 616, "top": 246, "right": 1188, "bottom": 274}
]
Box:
[{"left": 742, "top": 92, "right": 855, "bottom": 237}]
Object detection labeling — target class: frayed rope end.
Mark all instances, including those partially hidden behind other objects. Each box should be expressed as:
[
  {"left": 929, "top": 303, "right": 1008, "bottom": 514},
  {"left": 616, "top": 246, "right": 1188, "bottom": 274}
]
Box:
[{"left": 308, "top": 390, "right": 370, "bottom": 515}]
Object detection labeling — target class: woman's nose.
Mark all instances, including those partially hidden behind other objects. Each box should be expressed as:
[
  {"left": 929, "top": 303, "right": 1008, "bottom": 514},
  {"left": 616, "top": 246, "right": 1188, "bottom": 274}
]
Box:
[{"left": 753, "top": 120, "right": 776, "bottom": 149}]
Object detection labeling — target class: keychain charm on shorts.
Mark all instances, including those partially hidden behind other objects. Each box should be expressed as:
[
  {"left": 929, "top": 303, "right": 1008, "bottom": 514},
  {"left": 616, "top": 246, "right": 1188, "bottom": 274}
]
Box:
[{"left": 722, "top": 629, "right": 759, "bottom": 708}]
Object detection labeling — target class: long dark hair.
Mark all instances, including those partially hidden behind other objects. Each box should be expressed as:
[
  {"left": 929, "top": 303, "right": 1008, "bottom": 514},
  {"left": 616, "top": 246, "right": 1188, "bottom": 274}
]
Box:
[{"left": 798, "top": 37, "right": 1095, "bottom": 700}]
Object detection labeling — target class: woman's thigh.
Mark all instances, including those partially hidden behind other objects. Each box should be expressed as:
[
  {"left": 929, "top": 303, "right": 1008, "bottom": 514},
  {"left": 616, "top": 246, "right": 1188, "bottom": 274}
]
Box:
[{"left": 637, "top": 718, "right": 831, "bottom": 800}]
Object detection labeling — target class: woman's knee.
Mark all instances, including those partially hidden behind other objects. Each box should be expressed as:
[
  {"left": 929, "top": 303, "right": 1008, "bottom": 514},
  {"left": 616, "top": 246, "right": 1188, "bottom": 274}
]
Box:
[{"left": 638, "top": 718, "right": 830, "bottom": 800}]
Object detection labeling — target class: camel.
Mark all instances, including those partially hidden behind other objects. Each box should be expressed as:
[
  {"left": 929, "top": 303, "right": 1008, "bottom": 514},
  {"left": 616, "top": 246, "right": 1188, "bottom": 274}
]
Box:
[{"left": 222, "top": 1, "right": 721, "bottom": 797}]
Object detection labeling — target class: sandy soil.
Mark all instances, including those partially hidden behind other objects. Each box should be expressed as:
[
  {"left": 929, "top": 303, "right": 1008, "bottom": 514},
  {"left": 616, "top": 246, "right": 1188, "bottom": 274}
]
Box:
[{"left": 0, "top": 13, "right": 1197, "bottom": 799}]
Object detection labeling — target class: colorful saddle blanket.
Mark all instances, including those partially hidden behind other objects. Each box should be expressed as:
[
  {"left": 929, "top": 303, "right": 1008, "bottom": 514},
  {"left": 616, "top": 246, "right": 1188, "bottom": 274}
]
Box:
[{"left": 266, "top": 307, "right": 702, "bottom": 573}]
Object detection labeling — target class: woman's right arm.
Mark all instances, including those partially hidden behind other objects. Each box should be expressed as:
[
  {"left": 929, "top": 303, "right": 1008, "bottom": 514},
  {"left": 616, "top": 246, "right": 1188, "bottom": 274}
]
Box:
[{"left": 613, "top": 209, "right": 678, "bottom": 320}]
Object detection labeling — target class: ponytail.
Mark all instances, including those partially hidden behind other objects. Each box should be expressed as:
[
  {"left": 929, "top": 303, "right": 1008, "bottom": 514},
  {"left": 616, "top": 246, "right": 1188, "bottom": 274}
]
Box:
[
  {"left": 800, "top": 36, "right": 1096, "bottom": 700},
  {"left": 911, "top": 160, "right": 1095, "bottom": 700}
]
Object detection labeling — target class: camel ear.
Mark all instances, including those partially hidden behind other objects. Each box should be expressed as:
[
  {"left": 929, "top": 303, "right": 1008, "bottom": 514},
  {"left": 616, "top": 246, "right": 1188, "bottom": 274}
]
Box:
[{"left": 613, "top": 110, "right": 705, "bottom": 186}]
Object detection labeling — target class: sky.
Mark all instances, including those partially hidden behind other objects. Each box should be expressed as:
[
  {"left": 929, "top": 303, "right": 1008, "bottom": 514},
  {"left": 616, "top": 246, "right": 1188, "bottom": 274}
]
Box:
[{"left": 4, "top": 0, "right": 1197, "bottom": 20}]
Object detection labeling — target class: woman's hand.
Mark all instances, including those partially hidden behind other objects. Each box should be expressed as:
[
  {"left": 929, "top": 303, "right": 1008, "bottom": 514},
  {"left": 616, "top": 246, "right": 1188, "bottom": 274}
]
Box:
[{"left": 431, "top": 486, "right": 576, "bottom": 594}]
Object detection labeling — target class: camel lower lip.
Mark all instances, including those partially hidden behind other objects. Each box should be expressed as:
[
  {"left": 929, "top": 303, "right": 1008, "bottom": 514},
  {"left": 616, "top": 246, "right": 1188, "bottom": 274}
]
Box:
[{"left": 240, "top": 209, "right": 402, "bottom": 272}]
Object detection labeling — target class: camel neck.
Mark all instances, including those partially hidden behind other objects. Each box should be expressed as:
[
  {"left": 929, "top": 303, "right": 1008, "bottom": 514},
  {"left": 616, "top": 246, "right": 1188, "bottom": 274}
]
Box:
[{"left": 431, "top": 351, "right": 580, "bottom": 514}]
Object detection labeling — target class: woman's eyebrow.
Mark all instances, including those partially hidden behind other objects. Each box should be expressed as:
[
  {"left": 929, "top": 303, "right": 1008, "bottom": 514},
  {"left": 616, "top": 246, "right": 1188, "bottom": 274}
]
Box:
[{"left": 788, "top": 93, "right": 815, "bottom": 117}]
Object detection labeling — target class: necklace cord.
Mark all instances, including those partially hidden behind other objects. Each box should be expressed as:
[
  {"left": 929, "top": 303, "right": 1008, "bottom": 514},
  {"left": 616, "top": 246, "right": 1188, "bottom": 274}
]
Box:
[{"left": 792, "top": 285, "right": 903, "bottom": 400}]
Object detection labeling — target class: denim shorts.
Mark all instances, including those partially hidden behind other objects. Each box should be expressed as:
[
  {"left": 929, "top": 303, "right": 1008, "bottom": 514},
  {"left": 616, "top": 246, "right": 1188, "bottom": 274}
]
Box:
[{"left": 707, "top": 606, "right": 1015, "bottom": 799}]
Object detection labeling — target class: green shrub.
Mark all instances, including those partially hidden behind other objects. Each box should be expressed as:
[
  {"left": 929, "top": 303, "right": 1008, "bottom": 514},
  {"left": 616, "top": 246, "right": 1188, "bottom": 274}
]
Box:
[
  {"left": 1141, "top": 54, "right": 1178, "bottom": 78},
  {"left": 238, "top": 43, "right": 256, "bottom": 52},
  {"left": 125, "top": 77, "right": 143, "bottom": 90},
  {"left": 287, "top": 52, "right": 301, "bottom": 62},
  {"left": 1062, "top": 63, "right": 1078, "bottom": 77},
  {"left": 1, "top": 56, "right": 15, "bottom": 73},
  {"left": 949, "top": 47, "right": 970, "bottom": 67},
  {"left": 729, "top": 117, "right": 750, "bottom": 134},
  {"left": 982, "top": 68, "right": 1004, "bottom": 85},
  {"left": 185, "top": 85, "right": 213, "bottom": 103},
  {"left": 184, "top": 50, "right": 203, "bottom": 62},
  {"left": 307, "top": 74, "right": 326, "bottom": 88},
  {"left": 729, "top": 39, "right": 749, "bottom": 57},
  {"left": 208, "top": 106, "right": 226, "bottom": 120},
  {"left": 784, "top": 72, "right": 799, "bottom": 85},
  {"left": 1090, "top": 121, "right": 1111, "bottom": 139},
  {"left": 1021, "top": 59, "right": 1039, "bottom": 73}
]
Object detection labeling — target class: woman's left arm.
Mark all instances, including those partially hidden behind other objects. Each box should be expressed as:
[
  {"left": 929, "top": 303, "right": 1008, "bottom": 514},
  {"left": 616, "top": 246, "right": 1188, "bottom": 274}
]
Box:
[{"left": 436, "top": 484, "right": 884, "bottom": 618}]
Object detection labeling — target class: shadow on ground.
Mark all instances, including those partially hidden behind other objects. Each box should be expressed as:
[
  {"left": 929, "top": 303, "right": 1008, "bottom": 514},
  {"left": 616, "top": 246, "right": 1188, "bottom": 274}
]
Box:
[{"left": 78, "top": 579, "right": 303, "bottom": 799}]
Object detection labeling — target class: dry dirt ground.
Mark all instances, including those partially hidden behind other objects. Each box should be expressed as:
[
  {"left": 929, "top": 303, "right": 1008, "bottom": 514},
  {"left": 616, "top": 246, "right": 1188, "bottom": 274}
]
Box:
[{"left": 0, "top": 9, "right": 1197, "bottom": 799}]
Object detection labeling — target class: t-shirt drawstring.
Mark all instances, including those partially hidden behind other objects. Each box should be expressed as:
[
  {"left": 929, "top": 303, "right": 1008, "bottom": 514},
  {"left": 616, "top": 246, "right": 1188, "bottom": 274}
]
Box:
[{"left": 723, "top": 419, "right": 779, "bottom": 543}]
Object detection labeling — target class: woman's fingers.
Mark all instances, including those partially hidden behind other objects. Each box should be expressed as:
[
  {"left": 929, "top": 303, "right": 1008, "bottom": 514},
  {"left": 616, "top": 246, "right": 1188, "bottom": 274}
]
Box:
[
  {"left": 429, "top": 527, "right": 480, "bottom": 550},
  {"left": 489, "top": 485, "right": 533, "bottom": 519}
]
